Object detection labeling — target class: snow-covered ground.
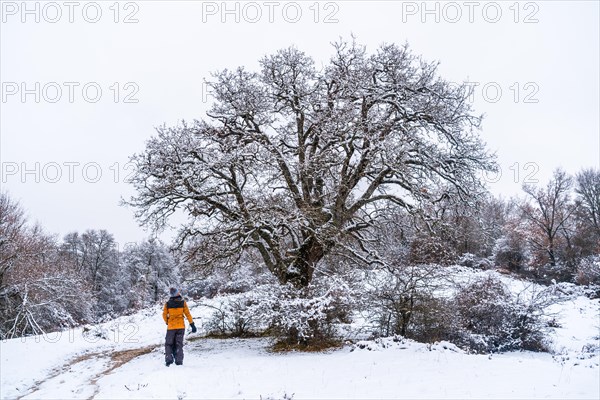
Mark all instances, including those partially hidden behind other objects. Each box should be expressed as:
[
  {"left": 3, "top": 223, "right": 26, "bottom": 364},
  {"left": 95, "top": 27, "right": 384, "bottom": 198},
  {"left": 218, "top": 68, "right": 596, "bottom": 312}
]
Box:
[{"left": 1, "top": 271, "right": 599, "bottom": 400}]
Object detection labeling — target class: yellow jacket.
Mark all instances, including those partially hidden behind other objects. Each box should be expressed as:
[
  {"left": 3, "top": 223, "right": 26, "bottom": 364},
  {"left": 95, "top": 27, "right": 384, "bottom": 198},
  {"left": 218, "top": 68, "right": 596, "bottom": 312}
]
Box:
[{"left": 163, "top": 296, "right": 193, "bottom": 330}]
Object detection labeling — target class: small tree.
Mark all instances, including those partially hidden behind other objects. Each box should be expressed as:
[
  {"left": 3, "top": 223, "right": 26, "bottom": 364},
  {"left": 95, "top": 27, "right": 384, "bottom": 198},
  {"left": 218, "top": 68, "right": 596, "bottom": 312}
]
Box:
[{"left": 365, "top": 264, "right": 445, "bottom": 338}]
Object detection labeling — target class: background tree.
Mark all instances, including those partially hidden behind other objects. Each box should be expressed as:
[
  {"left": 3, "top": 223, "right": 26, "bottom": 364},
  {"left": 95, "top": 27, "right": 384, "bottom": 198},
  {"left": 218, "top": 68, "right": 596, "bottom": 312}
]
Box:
[
  {"left": 520, "top": 169, "right": 576, "bottom": 277},
  {"left": 0, "top": 193, "right": 92, "bottom": 338},
  {"left": 407, "top": 186, "right": 500, "bottom": 266},
  {"left": 1, "top": 193, "right": 184, "bottom": 338},
  {"left": 60, "top": 230, "right": 120, "bottom": 314},
  {"left": 60, "top": 230, "right": 118, "bottom": 292},
  {"left": 121, "top": 238, "right": 179, "bottom": 308},
  {"left": 575, "top": 168, "right": 600, "bottom": 244},
  {"left": 0, "top": 193, "right": 30, "bottom": 294},
  {"left": 493, "top": 199, "right": 530, "bottom": 272},
  {"left": 128, "top": 40, "right": 496, "bottom": 287},
  {"left": 478, "top": 195, "right": 511, "bottom": 259}
]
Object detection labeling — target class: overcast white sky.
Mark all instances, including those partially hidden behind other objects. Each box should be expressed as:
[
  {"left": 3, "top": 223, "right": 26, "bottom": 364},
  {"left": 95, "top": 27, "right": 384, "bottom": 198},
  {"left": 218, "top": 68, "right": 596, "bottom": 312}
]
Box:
[{"left": 1, "top": 0, "right": 599, "bottom": 246}]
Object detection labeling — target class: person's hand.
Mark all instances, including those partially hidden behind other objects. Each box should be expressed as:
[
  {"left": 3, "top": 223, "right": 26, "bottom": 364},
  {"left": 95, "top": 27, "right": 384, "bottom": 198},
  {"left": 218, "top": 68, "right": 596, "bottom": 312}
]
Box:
[{"left": 190, "top": 322, "right": 197, "bottom": 333}]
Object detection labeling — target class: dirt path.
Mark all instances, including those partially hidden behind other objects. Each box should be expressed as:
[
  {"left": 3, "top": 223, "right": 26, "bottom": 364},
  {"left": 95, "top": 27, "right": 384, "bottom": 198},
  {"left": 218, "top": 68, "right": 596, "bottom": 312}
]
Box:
[
  {"left": 86, "top": 345, "right": 156, "bottom": 400},
  {"left": 16, "top": 344, "right": 157, "bottom": 400}
]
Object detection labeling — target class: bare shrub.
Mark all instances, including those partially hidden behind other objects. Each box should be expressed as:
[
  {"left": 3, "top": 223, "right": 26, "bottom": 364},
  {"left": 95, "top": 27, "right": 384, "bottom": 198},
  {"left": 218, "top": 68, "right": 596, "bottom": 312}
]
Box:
[
  {"left": 576, "top": 255, "right": 600, "bottom": 288},
  {"left": 452, "top": 276, "right": 552, "bottom": 352},
  {"left": 363, "top": 264, "right": 447, "bottom": 339},
  {"left": 365, "top": 268, "right": 557, "bottom": 353}
]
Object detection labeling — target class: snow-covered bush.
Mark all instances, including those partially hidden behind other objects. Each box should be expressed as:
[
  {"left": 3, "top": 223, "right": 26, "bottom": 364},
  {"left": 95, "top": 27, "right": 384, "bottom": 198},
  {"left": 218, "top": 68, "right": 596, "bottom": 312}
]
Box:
[
  {"left": 575, "top": 255, "right": 600, "bottom": 289},
  {"left": 458, "top": 253, "right": 476, "bottom": 268},
  {"left": 409, "top": 234, "right": 457, "bottom": 266},
  {"left": 458, "top": 253, "right": 493, "bottom": 270},
  {"left": 493, "top": 234, "right": 529, "bottom": 272},
  {"left": 204, "top": 285, "right": 279, "bottom": 337},
  {"left": 0, "top": 272, "right": 93, "bottom": 338},
  {"left": 401, "top": 294, "right": 455, "bottom": 344},
  {"left": 203, "top": 277, "right": 354, "bottom": 347},
  {"left": 271, "top": 277, "right": 354, "bottom": 348},
  {"left": 364, "top": 267, "right": 557, "bottom": 353},
  {"left": 454, "top": 276, "right": 513, "bottom": 335},
  {"left": 452, "top": 276, "right": 550, "bottom": 353}
]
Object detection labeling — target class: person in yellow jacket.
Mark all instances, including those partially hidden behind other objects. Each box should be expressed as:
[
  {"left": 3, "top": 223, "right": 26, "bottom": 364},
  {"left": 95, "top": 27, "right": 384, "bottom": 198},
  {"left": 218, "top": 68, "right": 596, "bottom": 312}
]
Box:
[{"left": 163, "top": 287, "right": 196, "bottom": 366}]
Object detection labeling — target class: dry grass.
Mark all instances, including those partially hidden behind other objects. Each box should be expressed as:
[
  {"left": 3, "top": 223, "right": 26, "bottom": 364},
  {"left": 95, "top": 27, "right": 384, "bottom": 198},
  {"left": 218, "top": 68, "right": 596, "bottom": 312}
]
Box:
[{"left": 271, "top": 338, "right": 343, "bottom": 353}]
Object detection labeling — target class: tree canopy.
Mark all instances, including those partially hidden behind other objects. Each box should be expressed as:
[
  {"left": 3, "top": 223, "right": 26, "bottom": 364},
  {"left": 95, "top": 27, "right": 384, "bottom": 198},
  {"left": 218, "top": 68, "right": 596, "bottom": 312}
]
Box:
[{"left": 128, "top": 40, "right": 496, "bottom": 287}]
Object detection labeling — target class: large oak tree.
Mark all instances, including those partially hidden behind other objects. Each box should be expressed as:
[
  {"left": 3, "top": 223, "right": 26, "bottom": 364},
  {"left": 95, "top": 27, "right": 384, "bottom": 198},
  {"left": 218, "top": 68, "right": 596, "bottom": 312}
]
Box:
[{"left": 128, "top": 40, "right": 496, "bottom": 287}]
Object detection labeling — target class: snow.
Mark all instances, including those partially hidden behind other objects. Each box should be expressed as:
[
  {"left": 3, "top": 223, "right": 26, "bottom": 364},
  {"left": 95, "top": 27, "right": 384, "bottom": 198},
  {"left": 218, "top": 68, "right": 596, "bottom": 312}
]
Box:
[
  {"left": 1, "top": 275, "right": 599, "bottom": 400},
  {"left": 90, "top": 338, "right": 598, "bottom": 400},
  {"left": 549, "top": 295, "right": 600, "bottom": 356}
]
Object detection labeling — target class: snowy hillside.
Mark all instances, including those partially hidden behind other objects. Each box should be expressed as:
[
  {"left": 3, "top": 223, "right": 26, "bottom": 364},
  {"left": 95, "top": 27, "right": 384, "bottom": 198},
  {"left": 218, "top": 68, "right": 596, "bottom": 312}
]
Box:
[{"left": 1, "top": 270, "right": 598, "bottom": 400}]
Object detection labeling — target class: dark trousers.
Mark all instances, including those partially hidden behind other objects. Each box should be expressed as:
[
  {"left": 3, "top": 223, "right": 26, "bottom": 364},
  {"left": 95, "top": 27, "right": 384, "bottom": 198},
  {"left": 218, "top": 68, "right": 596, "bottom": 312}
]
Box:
[{"left": 165, "top": 329, "right": 185, "bottom": 364}]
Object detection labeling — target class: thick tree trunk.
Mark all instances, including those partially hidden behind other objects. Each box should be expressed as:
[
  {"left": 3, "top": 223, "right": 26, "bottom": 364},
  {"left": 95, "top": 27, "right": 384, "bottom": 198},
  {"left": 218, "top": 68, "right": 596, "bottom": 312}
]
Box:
[{"left": 284, "top": 236, "right": 325, "bottom": 288}]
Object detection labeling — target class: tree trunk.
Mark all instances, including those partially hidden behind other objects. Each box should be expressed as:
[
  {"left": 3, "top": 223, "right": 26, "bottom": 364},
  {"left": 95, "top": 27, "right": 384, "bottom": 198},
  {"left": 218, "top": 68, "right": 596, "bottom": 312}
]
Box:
[
  {"left": 284, "top": 236, "right": 325, "bottom": 288},
  {"left": 547, "top": 238, "right": 556, "bottom": 267}
]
